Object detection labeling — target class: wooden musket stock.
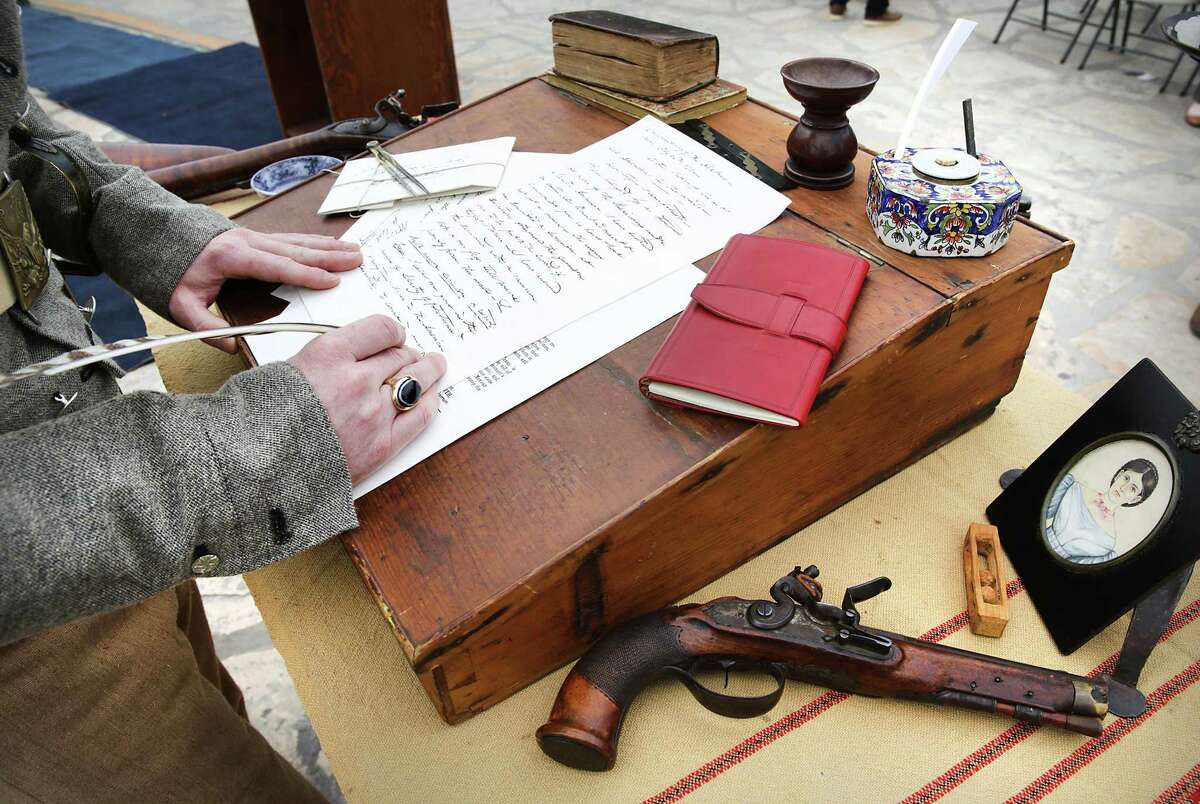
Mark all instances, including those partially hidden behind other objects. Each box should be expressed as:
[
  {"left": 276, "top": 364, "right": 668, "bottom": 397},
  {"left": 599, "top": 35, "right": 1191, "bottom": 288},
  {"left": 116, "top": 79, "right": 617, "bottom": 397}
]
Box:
[
  {"left": 98, "top": 143, "right": 236, "bottom": 172},
  {"left": 107, "top": 90, "right": 458, "bottom": 200},
  {"left": 142, "top": 128, "right": 370, "bottom": 200},
  {"left": 537, "top": 567, "right": 1117, "bottom": 771}
]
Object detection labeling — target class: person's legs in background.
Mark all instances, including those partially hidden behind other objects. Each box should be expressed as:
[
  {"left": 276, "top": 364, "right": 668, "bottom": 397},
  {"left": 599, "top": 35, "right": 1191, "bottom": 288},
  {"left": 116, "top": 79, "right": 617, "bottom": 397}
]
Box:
[
  {"left": 829, "top": 0, "right": 902, "bottom": 23},
  {"left": 864, "top": 0, "right": 902, "bottom": 24}
]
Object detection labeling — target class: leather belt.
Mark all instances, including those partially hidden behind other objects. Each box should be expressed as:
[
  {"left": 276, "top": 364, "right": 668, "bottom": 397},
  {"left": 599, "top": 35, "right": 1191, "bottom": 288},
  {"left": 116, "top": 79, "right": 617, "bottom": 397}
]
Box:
[{"left": 9, "top": 116, "right": 100, "bottom": 274}]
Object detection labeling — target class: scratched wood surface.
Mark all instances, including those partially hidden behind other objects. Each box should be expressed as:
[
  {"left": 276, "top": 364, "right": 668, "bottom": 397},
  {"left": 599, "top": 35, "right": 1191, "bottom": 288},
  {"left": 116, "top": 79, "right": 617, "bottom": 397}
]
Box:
[{"left": 221, "top": 78, "right": 1073, "bottom": 722}]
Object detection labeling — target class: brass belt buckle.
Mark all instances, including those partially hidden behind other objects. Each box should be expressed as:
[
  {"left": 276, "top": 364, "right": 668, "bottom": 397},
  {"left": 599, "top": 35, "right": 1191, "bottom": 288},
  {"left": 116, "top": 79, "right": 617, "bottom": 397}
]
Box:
[{"left": 0, "top": 177, "right": 50, "bottom": 312}]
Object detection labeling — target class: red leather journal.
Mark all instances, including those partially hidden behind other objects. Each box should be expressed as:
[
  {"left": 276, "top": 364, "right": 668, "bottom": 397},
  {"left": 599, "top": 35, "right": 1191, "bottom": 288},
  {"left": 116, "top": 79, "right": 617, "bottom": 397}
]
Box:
[{"left": 639, "top": 234, "right": 869, "bottom": 426}]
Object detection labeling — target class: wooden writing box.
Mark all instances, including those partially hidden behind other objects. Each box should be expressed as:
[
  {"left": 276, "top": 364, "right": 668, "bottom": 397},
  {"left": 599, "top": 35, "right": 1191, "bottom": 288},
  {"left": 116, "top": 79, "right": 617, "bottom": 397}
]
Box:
[{"left": 221, "top": 78, "right": 1073, "bottom": 723}]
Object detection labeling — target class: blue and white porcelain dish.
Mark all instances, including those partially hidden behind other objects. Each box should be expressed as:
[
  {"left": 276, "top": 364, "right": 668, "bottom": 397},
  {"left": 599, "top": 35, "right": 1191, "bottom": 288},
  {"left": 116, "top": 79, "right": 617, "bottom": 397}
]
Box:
[{"left": 250, "top": 155, "right": 342, "bottom": 198}]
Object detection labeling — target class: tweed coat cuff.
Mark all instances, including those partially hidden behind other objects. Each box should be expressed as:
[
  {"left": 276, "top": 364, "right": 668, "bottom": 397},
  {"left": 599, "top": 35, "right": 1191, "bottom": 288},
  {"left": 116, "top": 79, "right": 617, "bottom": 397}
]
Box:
[
  {"left": 195, "top": 360, "right": 359, "bottom": 575},
  {"left": 88, "top": 168, "right": 235, "bottom": 319}
]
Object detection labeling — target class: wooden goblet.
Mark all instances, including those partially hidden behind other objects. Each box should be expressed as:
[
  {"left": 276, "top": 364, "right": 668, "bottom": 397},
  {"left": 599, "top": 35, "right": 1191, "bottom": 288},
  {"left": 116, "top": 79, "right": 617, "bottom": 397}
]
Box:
[{"left": 780, "top": 57, "right": 879, "bottom": 190}]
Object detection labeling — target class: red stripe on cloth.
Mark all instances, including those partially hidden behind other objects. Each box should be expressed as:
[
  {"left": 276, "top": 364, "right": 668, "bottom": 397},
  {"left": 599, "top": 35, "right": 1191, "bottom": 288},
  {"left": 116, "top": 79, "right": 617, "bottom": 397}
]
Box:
[
  {"left": 643, "top": 579, "right": 1027, "bottom": 803},
  {"left": 643, "top": 691, "right": 849, "bottom": 804},
  {"left": 902, "top": 597, "right": 1200, "bottom": 804},
  {"left": 1153, "top": 762, "right": 1200, "bottom": 804},
  {"left": 900, "top": 722, "right": 1038, "bottom": 804},
  {"left": 1005, "top": 659, "right": 1200, "bottom": 804}
]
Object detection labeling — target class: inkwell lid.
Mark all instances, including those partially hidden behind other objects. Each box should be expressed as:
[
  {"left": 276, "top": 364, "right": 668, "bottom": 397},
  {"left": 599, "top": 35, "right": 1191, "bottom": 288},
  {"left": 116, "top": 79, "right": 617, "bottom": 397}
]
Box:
[{"left": 911, "top": 148, "right": 981, "bottom": 184}]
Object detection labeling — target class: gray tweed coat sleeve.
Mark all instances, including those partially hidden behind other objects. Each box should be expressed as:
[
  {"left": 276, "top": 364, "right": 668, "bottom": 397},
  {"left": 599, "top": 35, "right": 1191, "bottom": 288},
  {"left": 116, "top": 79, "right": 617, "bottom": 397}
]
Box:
[
  {"left": 12, "top": 95, "right": 235, "bottom": 318},
  {"left": 0, "top": 361, "right": 360, "bottom": 646},
  {"left": 0, "top": 4, "right": 359, "bottom": 646}
]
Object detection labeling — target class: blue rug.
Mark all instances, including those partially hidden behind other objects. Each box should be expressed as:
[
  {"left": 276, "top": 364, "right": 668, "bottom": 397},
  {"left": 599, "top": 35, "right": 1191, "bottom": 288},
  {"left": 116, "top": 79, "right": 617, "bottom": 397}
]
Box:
[
  {"left": 51, "top": 43, "right": 283, "bottom": 150},
  {"left": 20, "top": 6, "right": 196, "bottom": 94},
  {"left": 20, "top": 7, "right": 284, "bottom": 365}
]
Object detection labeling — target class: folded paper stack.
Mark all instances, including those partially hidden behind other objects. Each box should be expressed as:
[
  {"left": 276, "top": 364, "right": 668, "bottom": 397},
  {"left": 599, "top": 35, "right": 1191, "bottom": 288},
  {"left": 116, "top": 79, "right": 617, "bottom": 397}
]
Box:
[{"left": 318, "top": 136, "right": 515, "bottom": 215}]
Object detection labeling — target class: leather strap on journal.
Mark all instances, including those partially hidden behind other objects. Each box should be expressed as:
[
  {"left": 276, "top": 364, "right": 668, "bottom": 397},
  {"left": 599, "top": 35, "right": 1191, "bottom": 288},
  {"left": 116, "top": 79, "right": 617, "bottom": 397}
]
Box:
[{"left": 689, "top": 283, "right": 849, "bottom": 353}]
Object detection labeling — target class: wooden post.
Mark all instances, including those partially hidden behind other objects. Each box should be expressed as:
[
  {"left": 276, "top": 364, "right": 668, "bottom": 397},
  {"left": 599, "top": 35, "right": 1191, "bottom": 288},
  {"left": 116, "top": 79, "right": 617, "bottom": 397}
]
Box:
[{"left": 249, "top": 0, "right": 461, "bottom": 135}]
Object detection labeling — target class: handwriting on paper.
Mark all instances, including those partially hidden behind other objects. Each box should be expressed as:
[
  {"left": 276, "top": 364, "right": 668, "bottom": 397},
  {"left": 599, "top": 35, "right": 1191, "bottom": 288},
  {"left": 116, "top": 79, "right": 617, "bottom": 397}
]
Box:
[{"left": 301, "top": 117, "right": 789, "bottom": 384}]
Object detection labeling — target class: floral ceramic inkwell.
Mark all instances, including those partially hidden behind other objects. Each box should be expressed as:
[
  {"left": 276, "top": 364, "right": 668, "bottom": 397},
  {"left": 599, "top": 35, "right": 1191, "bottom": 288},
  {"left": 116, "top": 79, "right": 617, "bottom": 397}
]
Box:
[
  {"left": 865, "top": 19, "right": 1023, "bottom": 258},
  {"left": 867, "top": 143, "right": 1022, "bottom": 258}
]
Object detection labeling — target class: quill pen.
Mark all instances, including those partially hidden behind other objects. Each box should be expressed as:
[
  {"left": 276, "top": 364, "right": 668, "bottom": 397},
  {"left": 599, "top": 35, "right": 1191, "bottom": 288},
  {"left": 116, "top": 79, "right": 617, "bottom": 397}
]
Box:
[
  {"left": 0, "top": 322, "right": 336, "bottom": 389},
  {"left": 894, "top": 18, "right": 978, "bottom": 157}
]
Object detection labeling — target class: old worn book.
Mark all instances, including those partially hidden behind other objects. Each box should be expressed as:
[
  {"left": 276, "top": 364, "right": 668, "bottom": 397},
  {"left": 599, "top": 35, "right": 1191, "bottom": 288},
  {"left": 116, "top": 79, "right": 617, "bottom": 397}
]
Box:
[
  {"left": 549, "top": 10, "right": 718, "bottom": 101},
  {"left": 541, "top": 72, "right": 745, "bottom": 123}
]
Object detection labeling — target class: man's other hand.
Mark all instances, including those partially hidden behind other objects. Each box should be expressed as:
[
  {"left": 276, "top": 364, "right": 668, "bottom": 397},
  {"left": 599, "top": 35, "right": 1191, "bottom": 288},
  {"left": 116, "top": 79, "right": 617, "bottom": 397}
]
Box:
[
  {"left": 290, "top": 315, "right": 447, "bottom": 483},
  {"left": 169, "top": 228, "right": 362, "bottom": 352}
]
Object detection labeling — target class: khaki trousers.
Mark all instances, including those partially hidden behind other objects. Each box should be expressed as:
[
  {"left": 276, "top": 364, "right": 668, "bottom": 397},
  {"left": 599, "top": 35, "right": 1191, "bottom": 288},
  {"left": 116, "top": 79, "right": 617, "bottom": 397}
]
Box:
[{"left": 0, "top": 582, "right": 325, "bottom": 803}]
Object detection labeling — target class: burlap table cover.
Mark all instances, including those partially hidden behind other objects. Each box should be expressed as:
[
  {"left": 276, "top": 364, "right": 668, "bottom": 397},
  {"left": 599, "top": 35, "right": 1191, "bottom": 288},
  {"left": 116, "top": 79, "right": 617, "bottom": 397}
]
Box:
[{"left": 142, "top": 299, "right": 1200, "bottom": 803}]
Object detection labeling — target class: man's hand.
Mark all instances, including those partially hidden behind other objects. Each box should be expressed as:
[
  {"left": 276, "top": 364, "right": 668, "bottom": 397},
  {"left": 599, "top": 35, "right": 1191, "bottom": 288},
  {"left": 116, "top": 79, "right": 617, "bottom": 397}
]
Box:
[
  {"left": 169, "top": 228, "right": 363, "bottom": 352},
  {"left": 290, "top": 315, "right": 447, "bottom": 484}
]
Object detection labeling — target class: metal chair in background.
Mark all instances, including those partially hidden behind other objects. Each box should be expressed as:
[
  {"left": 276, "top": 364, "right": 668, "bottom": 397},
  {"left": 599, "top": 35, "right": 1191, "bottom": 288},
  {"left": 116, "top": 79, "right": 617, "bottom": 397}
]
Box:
[
  {"left": 1078, "top": 1, "right": 1199, "bottom": 92},
  {"left": 992, "top": 0, "right": 1119, "bottom": 64}
]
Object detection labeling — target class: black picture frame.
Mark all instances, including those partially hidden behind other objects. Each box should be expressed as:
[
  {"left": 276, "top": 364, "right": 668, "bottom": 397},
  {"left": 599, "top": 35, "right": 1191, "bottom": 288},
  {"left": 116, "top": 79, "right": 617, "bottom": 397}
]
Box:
[{"left": 986, "top": 359, "right": 1199, "bottom": 655}]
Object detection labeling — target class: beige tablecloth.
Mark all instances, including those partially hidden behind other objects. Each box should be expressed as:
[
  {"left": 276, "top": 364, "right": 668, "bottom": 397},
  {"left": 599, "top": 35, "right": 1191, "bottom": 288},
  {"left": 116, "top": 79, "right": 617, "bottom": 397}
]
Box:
[{"left": 144, "top": 307, "right": 1200, "bottom": 803}]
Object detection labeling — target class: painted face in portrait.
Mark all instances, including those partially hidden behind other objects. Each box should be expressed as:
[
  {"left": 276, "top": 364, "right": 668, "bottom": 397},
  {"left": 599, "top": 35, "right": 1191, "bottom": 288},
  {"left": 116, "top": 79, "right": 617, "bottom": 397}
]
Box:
[
  {"left": 1106, "top": 459, "right": 1158, "bottom": 508},
  {"left": 1041, "top": 442, "right": 1172, "bottom": 567}
]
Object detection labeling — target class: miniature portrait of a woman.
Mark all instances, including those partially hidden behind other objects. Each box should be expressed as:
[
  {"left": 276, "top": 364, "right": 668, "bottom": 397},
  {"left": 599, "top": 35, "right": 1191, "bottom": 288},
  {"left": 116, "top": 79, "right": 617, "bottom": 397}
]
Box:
[{"left": 1043, "top": 457, "right": 1160, "bottom": 565}]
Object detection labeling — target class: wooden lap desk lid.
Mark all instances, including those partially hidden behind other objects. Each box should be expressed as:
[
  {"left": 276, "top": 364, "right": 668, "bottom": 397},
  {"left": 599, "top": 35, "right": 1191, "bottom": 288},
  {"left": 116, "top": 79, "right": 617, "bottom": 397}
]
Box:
[{"left": 219, "top": 78, "right": 1073, "bottom": 724}]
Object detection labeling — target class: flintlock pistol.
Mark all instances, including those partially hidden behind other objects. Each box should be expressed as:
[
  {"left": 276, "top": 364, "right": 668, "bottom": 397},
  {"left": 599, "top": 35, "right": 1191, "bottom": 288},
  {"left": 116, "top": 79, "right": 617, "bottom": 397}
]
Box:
[{"left": 538, "top": 565, "right": 1136, "bottom": 771}]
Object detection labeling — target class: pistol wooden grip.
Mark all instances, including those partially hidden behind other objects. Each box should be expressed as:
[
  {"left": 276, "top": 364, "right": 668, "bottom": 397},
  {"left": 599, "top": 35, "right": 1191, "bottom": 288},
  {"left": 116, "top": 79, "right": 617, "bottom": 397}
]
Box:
[
  {"left": 536, "top": 671, "right": 623, "bottom": 771},
  {"left": 537, "top": 612, "right": 690, "bottom": 771}
]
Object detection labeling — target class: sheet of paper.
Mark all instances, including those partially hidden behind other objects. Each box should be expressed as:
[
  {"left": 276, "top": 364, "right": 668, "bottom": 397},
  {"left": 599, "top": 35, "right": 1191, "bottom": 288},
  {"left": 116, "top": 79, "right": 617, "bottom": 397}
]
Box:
[
  {"left": 244, "top": 153, "right": 569, "bottom": 365},
  {"left": 354, "top": 265, "right": 702, "bottom": 496},
  {"left": 317, "top": 136, "right": 515, "bottom": 215},
  {"left": 300, "top": 116, "right": 789, "bottom": 387},
  {"left": 342, "top": 152, "right": 570, "bottom": 245},
  {"left": 243, "top": 265, "right": 703, "bottom": 497},
  {"left": 241, "top": 285, "right": 316, "bottom": 366}
]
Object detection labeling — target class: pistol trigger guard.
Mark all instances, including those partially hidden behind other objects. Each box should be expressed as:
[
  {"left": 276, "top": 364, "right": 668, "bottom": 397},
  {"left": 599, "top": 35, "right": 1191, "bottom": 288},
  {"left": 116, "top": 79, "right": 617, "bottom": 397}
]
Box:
[{"left": 669, "top": 660, "right": 786, "bottom": 719}]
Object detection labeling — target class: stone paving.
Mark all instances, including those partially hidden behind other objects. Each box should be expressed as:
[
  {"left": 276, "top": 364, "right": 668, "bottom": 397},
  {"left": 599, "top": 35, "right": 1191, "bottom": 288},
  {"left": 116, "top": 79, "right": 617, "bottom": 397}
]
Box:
[{"left": 42, "top": 0, "right": 1200, "bottom": 799}]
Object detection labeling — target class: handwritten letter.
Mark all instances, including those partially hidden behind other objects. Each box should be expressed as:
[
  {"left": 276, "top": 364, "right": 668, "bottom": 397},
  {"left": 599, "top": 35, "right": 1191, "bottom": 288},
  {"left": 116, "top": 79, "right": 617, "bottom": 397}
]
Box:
[{"left": 301, "top": 117, "right": 788, "bottom": 384}]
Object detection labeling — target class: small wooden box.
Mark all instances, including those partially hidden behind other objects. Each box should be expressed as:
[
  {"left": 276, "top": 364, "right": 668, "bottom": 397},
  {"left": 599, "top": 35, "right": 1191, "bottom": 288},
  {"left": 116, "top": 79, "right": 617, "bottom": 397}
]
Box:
[
  {"left": 223, "top": 79, "right": 1071, "bottom": 723},
  {"left": 963, "top": 523, "right": 1010, "bottom": 637}
]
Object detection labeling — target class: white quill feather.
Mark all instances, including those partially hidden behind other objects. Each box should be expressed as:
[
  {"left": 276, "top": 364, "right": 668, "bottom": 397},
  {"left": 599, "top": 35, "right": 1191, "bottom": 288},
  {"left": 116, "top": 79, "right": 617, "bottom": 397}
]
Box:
[
  {"left": 0, "top": 323, "right": 336, "bottom": 388},
  {"left": 894, "top": 18, "right": 978, "bottom": 158}
]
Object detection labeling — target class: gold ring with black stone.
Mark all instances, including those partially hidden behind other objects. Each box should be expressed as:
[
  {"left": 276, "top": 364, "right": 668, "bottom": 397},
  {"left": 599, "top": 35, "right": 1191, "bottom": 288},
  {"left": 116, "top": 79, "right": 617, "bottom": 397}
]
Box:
[{"left": 385, "top": 374, "right": 422, "bottom": 413}]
